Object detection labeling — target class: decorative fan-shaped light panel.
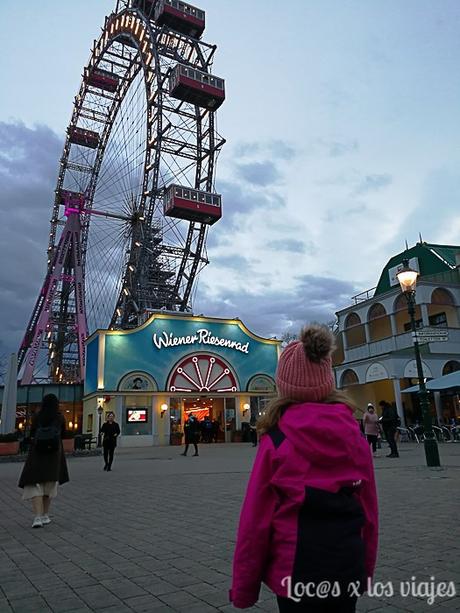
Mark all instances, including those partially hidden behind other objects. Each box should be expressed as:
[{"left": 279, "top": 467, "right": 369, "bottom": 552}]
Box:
[{"left": 168, "top": 354, "right": 238, "bottom": 393}]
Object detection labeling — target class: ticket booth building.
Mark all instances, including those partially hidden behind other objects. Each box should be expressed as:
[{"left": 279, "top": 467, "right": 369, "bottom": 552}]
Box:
[{"left": 83, "top": 313, "right": 280, "bottom": 446}]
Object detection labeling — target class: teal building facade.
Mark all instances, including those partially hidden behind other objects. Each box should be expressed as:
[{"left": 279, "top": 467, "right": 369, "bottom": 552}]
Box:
[{"left": 83, "top": 313, "right": 280, "bottom": 446}]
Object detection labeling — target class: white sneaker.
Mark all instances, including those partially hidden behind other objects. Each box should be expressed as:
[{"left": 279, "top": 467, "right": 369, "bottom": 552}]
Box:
[
  {"left": 41, "top": 515, "right": 51, "bottom": 525},
  {"left": 32, "top": 516, "right": 43, "bottom": 529}
]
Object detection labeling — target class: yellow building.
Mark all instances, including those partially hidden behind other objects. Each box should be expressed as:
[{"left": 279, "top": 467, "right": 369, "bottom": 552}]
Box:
[{"left": 334, "top": 242, "right": 460, "bottom": 425}]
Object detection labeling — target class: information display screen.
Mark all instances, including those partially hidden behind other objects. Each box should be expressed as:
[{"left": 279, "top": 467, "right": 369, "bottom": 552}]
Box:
[{"left": 127, "top": 409, "right": 148, "bottom": 423}]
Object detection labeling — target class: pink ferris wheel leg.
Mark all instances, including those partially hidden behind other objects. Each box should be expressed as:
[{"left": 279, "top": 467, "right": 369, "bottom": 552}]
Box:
[
  {"left": 20, "top": 212, "right": 88, "bottom": 385},
  {"left": 72, "top": 216, "right": 89, "bottom": 383},
  {"left": 21, "top": 222, "right": 74, "bottom": 384}
]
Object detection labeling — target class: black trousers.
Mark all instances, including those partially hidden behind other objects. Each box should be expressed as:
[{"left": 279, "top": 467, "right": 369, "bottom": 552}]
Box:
[
  {"left": 366, "top": 434, "right": 378, "bottom": 453},
  {"left": 277, "top": 595, "right": 357, "bottom": 612},
  {"left": 183, "top": 443, "right": 198, "bottom": 455},
  {"left": 103, "top": 443, "right": 115, "bottom": 468},
  {"left": 384, "top": 427, "right": 398, "bottom": 455}
]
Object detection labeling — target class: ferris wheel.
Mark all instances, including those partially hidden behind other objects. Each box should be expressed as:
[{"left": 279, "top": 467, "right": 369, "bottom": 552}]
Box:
[{"left": 18, "top": 0, "right": 225, "bottom": 384}]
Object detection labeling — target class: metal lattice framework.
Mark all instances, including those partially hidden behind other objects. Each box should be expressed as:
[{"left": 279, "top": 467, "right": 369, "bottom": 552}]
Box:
[{"left": 18, "top": 0, "right": 225, "bottom": 384}]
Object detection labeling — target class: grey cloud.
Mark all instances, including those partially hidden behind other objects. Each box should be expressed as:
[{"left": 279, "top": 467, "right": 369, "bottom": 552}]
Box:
[
  {"left": 315, "top": 173, "right": 355, "bottom": 188},
  {"left": 324, "top": 203, "right": 368, "bottom": 223},
  {"left": 266, "top": 238, "right": 316, "bottom": 255},
  {"left": 235, "top": 139, "right": 297, "bottom": 161},
  {"left": 316, "top": 139, "right": 359, "bottom": 158},
  {"left": 236, "top": 160, "right": 282, "bottom": 186},
  {"left": 195, "top": 275, "right": 356, "bottom": 339},
  {"left": 328, "top": 140, "right": 359, "bottom": 157},
  {"left": 269, "top": 140, "right": 297, "bottom": 160},
  {"left": 219, "top": 179, "right": 284, "bottom": 215},
  {"left": 354, "top": 173, "right": 392, "bottom": 195},
  {"left": 211, "top": 254, "right": 255, "bottom": 272},
  {"left": 207, "top": 180, "right": 286, "bottom": 249},
  {"left": 0, "top": 121, "right": 63, "bottom": 355}
]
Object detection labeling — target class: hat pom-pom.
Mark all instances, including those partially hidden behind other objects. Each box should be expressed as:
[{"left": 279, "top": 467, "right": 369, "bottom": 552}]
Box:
[{"left": 300, "top": 324, "right": 335, "bottom": 363}]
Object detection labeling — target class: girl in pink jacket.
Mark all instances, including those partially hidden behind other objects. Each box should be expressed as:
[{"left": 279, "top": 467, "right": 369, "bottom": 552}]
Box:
[{"left": 230, "top": 325, "right": 378, "bottom": 612}]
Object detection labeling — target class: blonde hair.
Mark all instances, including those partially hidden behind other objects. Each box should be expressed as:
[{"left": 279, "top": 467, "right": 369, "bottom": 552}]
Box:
[{"left": 257, "top": 390, "right": 361, "bottom": 436}]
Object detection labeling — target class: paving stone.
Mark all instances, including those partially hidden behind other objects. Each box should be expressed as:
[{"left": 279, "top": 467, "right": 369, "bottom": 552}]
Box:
[
  {"left": 122, "top": 594, "right": 163, "bottom": 612},
  {"left": 74, "top": 585, "right": 124, "bottom": 609},
  {"left": 100, "top": 578, "right": 148, "bottom": 599},
  {"left": 141, "top": 580, "right": 178, "bottom": 596},
  {"left": 157, "top": 590, "right": 203, "bottom": 608},
  {"left": 1, "top": 581, "right": 37, "bottom": 599},
  {"left": 62, "top": 573, "right": 100, "bottom": 589},
  {"left": 198, "top": 590, "right": 231, "bottom": 607},
  {"left": 46, "top": 597, "right": 89, "bottom": 612},
  {"left": 185, "top": 604, "right": 220, "bottom": 613},
  {"left": 8, "top": 596, "right": 52, "bottom": 612},
  {"left": 39, "top": 587, "right": 78, "bottom": 603},
  {"left": 93, "top": 606, "right": 133, "bottom": 613},
  {"left": 184, "top": 582, "right": 220, "bottom": 597}
]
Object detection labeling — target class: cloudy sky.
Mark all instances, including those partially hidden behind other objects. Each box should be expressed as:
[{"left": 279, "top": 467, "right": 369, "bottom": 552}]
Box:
[{"left": 1, "top": 0, "right": 460, "bottom": 355}]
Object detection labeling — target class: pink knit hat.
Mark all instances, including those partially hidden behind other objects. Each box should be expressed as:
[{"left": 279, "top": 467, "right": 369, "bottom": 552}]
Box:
[{"left": 276, "top": 325, "right": 335, "bottom": 402}]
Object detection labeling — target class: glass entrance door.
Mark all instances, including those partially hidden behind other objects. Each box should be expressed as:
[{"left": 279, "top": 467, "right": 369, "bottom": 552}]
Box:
[
  {"left": 211, "top": 398, "right": 225, "bottom": 442},
  {"left": 224, "top": 397, "right": 236, "bottom": 442}
]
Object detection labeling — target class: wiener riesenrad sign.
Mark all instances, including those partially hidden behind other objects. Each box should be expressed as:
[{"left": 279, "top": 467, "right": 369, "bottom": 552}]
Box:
[{"left": 152, "top": 328, "right": 250, "bottom": 354}]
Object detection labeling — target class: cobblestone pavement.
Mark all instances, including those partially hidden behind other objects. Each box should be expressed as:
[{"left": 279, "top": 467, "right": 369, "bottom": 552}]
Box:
[{"left": 1, "top": 442, "right": 459, "bottom": 613}]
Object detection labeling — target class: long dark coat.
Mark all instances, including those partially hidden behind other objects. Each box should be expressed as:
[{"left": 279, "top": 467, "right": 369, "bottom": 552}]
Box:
[
  {"left": 184, "top": 418, "right": 200, "bottom": 444},
  {"left": 18, "top": 413, "right": 69, "bottom": 488}
]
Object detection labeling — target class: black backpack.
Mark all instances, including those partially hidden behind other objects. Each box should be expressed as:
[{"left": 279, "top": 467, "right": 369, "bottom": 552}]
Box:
[{"left": 35, "top": 422, "right": 61, "bottom": 453}]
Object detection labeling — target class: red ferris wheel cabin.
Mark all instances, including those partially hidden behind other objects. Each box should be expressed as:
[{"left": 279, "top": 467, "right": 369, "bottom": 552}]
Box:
[
  {"left": 84, "top": 67, "right": 119, "bottom": 93},
  {"left": 68, "top": 127, "right": 99, "bottom": 149},
  {"left": 169, "top": 63, "right": 225, "bottom": 110},
  {"left": 164, "top": 184, "right": 222, "bottom": 225},
  {"left": 154, "top": 0, "right": 205, "bottom": 38}
]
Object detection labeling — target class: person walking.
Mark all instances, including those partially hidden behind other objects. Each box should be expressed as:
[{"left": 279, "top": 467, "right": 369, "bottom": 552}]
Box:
[
  {"left": 100, "top": 412, "right": 121, "bottom": 471},
  {"left": 249, "top": 418, "right": 258, "bottom": 447},
  {"left": 379, "top": 400, "right": 399, "bottom": 458},
  {"left": 363, "top": 403, "right": 380, "bottom": 457},
  {"left": 202, "top": 415, "right": 213, "bottom": 443},
  {"left": 181, "top": 414, "right": 199, "bottom": 456},
  {"left": 230, "top": 325, "right": 378, "bottom": 612},
  {"left": 212, "top": 418, "right": 220, "bottom": 443},
  {"left": 18, "top": 394, "right": 69, "bottom": 528}
]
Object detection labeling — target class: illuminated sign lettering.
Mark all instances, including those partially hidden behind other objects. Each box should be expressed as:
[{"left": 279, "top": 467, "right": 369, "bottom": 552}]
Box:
[{"left": 153, "top": 328, "right": 249, "bottom": 354}]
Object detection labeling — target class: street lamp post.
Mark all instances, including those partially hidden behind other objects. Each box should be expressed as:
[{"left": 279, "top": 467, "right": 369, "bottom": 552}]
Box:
[
  {"left": 97, "top": 403, "right": 103, "bottom": 448},
  {"left": 397, "top": 259, "right": 441, "bottom": 467}
]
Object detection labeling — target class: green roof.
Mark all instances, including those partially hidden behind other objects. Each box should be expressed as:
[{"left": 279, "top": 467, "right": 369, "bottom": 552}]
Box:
[{"left": 374, "top": 242, "right": 460, "bottom": 296}]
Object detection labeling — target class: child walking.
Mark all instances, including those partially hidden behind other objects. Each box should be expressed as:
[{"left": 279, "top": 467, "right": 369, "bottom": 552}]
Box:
[{"left": 230, "top": 325, "right": 378, "bottom": 612}]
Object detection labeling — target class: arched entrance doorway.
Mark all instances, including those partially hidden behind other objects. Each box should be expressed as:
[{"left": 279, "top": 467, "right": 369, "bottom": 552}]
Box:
[{"left": 167, "top": 353, "right": 240, "bottom": 443}]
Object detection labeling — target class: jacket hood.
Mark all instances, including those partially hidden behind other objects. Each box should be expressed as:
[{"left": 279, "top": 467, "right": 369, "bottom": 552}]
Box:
[{"left": 279, "top": 402, "right": 368, "bottom": 468}]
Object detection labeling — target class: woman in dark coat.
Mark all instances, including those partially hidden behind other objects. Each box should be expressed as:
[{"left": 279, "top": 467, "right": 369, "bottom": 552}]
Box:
[
  {"left": 18, "top": 394, "right": 69, "bottom": 528},
  {"left": 181, "top": 415, "right": 199, "bottom": 456},
  {"left": 100, "top": 411, "right": 121, "bottom": 471}
]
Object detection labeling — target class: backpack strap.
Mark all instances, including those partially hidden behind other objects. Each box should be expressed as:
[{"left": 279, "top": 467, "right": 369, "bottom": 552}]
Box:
[{"left": 267, "top": 424, "right": 286, "bottom": 449}]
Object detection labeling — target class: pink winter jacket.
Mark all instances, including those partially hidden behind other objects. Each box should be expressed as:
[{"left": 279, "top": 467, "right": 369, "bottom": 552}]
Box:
[{"left": 230, "top": 402, "right": 378, "bottom": 609}]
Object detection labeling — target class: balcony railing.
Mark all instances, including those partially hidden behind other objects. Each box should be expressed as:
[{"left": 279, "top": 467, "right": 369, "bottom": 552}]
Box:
[
  {"left": 351, "top": 287, "right": 376, "bottom": 304},
  {"left": 344, "top": 327, "right": 460, "bottom": 362}
]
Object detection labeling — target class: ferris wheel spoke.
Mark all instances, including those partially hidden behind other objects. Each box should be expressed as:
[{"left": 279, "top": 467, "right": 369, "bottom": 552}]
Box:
[
  {"left": 97, "top": 146, "right": 146, "bottom": 206},
  {"left": 96, "top": 69, "right": 147, "bottom": 188},
  {"left": 85, "top": 223, "right": 129, "bottom": 326}
]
